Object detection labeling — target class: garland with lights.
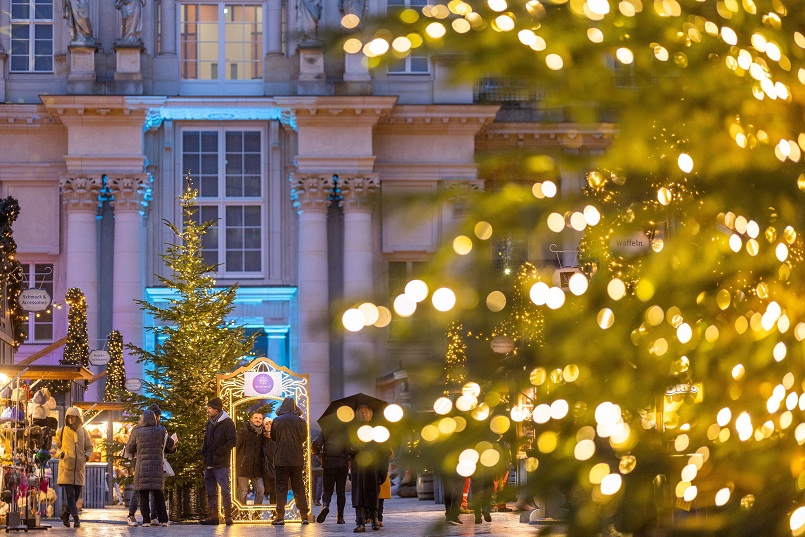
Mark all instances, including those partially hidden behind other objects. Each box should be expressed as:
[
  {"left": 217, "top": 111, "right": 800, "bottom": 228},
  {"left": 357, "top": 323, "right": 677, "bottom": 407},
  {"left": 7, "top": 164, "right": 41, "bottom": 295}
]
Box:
[
  {"left": 126, "top": 184, "right": 256, "bottom": 488},
  {"left": 44, "top": 288, "right": 89, "bottom": 393},
  {"left": 0, "top": 197, "right": 24, "bottom": 348},
  {"left": 103, "top": 330, "right": 126, "bottom": 402},
  {"left": 444, "top": 321, "right": 467, "bottom": 393}
]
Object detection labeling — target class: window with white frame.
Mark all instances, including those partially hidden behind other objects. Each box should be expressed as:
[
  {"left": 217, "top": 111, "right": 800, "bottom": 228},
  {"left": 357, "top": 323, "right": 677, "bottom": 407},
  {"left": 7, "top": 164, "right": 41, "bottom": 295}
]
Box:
[
  {"left": 386, "top": 0, "right": 429, "bottom": 74},
  {"left": 182, "top": 128, "right": 265, "bottom": 276},
  {"left": 10, "top": 0, "right": 53, "bottom": 72},
  {"left": 19, "top": 263, "right": 54, "bottom": 343},
  {"left": 180, "top": 3, "right": 263, "bottom": 81}
]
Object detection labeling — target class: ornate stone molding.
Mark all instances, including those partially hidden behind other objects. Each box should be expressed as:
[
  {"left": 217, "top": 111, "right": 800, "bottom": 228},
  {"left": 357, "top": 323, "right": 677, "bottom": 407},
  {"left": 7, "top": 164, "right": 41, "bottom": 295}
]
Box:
[
  {"left": 60, "top": 175, "right": 103, "bottom": 212},
  {"left": 443, "top": 180, "right": 484, "bottom": 199},
  {"left": 108, "top": 174, "right": 150, "bottom": 212},
  {"left": 339, "top": 174, "right": 379, "bottom": 212},
  {"left": 290, "top": 173, "right": 335, "bottom": 214}
]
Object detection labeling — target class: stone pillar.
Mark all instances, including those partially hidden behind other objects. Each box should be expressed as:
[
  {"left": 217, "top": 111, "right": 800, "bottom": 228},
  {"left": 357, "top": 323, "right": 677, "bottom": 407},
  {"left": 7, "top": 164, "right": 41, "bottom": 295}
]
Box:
[
  {"left": 160, "top": 0, "right": 177, "bottom": 55},
  {"left": 60, "top": 175, "right": 102, "bottom": 366},
  {"left": 340, "top": 174, "right": 378, "bottom": 396},
  {"left": 267, "top": 0, "right": 283, "bottom": 54},
  {"left": 109, "top": 175, "right": 149, "bottom": 388},
  {"left": 291, "top": 173, "right": 333, "bottom": 420}
]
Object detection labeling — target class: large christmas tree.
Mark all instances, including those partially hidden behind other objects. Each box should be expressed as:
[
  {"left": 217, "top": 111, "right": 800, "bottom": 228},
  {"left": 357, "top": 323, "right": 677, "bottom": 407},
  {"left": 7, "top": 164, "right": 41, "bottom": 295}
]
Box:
[
  {"left": 127, "top": 186, "right": 255, "bottom": 486},
  {"left": 340, "top": 2, "right": 805, "bottom": 536}
]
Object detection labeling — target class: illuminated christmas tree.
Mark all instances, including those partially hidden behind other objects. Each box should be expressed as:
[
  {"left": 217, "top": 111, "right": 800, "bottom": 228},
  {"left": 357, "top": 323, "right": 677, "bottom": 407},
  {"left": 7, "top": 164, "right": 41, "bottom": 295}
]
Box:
[
  {"left": 127, "top": 185, "right": 256, "bottom": 486},
  {"left": 339, "top": 2, "right": 805, "bottom": 535},
  {"left": 103, "top": 330, "right": 125, "bottom": 402}
]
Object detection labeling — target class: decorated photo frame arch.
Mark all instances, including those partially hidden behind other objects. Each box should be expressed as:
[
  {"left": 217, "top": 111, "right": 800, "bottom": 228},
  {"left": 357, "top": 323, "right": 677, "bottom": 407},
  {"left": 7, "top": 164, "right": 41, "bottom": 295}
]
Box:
[{"left": 217, "top": 357, "right": 311, "bottom": 523}]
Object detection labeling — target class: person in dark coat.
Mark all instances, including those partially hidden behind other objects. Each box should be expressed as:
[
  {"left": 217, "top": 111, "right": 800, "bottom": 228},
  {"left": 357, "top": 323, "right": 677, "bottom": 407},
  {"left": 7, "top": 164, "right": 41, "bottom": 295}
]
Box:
[
  {"left": 261, "top": 417, "right": 277, "bottom": 505},
  {"left": 236, "top": 411, "right": 265, "bottom": 505},
  {"left": 200, "top": 397, "right": 237, "bottom": 525},
  {"left": 270, "top": 396, "right": 310, "bottom": 525},
  {"left": 125, "top": 410, "right": 174, "bottom": 526},
  {"left": 127, "top": 403, "right": 177, "bottom": 526},
  {"left": 349, "top": 405, "right": 387, "bottom": 532},
  {"left": 312, "top": 427, "right": 349, "bottom": 524}
]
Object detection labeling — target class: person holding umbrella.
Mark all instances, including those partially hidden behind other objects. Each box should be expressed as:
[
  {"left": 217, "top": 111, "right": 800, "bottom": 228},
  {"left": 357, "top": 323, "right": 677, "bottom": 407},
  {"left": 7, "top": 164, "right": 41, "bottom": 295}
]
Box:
[
  {"left": 270, "top": 396, "right": 310, "bottom": 525},
  {"left": 349, "top": 404, "right": 388, "bottom": 533}
]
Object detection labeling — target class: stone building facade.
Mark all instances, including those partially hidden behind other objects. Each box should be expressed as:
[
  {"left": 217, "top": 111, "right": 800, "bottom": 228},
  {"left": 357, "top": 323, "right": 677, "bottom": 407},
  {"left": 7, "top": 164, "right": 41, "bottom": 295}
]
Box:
[{"left": 0, "top": 0, "right": 612, "bottom": 417}]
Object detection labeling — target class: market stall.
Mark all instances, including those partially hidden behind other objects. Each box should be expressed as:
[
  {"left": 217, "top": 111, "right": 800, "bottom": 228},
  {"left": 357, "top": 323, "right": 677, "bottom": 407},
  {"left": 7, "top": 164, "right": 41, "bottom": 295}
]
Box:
[{"left": 0, "top": 365, "right": 93, "bottom": 530}]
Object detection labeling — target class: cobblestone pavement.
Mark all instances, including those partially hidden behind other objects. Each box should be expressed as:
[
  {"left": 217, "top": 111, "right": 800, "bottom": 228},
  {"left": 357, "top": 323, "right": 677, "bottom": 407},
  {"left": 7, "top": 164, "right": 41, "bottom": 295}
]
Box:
[{"left": 26, "top": 497, "right": 552, "bottom": 536}]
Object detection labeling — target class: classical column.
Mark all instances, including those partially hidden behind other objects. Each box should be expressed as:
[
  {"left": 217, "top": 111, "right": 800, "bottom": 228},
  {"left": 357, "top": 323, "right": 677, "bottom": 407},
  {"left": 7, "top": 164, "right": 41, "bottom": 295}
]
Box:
[
  {"left": 109, "top": 175, "right": 149, "bottom": 387},
  {"left": 291, "top": 173, "right": 333, "bottom": 420},
  {"left": 340, "top": 174, "right": 379, "bottom": 396},
  {"left": 60, "top": 175, "right": 102, "bottom": 358},
  {"left": 160, "top": 0, "right": 177, "bottom": 55},
  {"left": 267, "top": 0, "right": 283, "bottom": 54}
]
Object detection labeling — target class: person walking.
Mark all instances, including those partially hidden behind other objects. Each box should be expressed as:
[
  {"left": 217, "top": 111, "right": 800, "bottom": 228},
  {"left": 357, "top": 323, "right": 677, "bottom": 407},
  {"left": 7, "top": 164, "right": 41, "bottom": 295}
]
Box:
[
  {"left": 201, "top": 397, "right": 237, "bottom": 525},
  {"left": 270, "top": 397, "right": 310, "bottom": 525},
  {"left": 127, "top": 404, "right": 177, "bottom": 526},
  {"left": 236, "top": 411, "right": 265, "bottom": 505},
  {"left": 54, "top": 406, "right": 93, "bottom": 528},
  {"left": 348, "top": 405, "right": 386, "bottom": 533},
  {"left": 125, "top": 409, "right": 174, "bottom": 527},
  {"left": 313, "top": 426, "right": 349, "bottom": 524},
  {"left": 261, "top": 417, "right": 277, "bottom": 506}
]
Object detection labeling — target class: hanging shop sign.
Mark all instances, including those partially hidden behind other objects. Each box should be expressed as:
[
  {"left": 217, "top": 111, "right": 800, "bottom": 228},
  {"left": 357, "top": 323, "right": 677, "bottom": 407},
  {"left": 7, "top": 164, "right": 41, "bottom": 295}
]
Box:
[
  {"left": 244, "top": 371, "right": 283, "bottom": 398},
  {"left": 610, "top": 231, "right": 652, "bottom": 256},
  {"left": 124, "top": 378, "right": 143, "bottom": 392},
  {"left": 88, "top": 350, "right": 111, "bottom": 367},
  {"left": 552, "top": 267, "right": 583, "bottom": 290},
  {"left": 18, "top": 289, "right": 51, "bottom": 312},
  {"left": 490, "top": 335, "right": 516, "bottom": 354}
]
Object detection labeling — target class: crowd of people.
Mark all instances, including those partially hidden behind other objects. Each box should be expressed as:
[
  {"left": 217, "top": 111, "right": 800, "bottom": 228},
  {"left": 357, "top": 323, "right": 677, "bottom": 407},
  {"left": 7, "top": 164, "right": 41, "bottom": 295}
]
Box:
[{"left": 55, "top": 395, "right": 507, "bottom": 530}]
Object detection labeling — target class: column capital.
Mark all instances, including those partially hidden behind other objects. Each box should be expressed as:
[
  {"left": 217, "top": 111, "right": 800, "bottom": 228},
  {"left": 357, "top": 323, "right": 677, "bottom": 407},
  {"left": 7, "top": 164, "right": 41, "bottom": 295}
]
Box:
[
  {"left": 60, "top": 175, "right": 103, "bottom": 212},
  {"left": 108, "top": 174, "right": 150, "bottom": 212},
  {"left": 290, "top": 173, "right": 334, "bottom": 214},
  {"left": 339, "top": 174, "right": 379, "bottom": 212}
]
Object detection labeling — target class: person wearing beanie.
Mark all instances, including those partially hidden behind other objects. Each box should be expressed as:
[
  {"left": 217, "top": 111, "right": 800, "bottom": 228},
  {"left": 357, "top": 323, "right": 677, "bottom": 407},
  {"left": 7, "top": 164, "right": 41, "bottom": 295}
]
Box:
[
  {"left": 201, "top": 396, "right": 236, "bottom": 525},
  {"left": 54, "top": 407, "right": 92, "bottom": 528}
]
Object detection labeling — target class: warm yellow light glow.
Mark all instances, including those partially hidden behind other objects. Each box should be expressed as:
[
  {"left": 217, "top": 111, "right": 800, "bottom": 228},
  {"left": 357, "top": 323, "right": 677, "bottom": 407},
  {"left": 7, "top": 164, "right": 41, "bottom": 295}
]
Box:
[
  {"left": 432, "top": 288, "right": 457, "bottom": 312},
  {"left": 568, "top": 273, "right": 589, "bottom": 296},
  {"left": 486, "top": 291, "right": 507, "bottom": 312},
  {"left": 393, "top": 295, "right": 416, "bottom": 317},
  {"left": 453, "top": 235, "right": 473, "bottom": 255},
  {"left": 358, "top": 303, "right": 379, "bottom": 326},
  {"left": 600, "top": 473, "right": 622, "bottom": 495},
  {"left": 405, "top": 280, "right": 429, "bottom": 303},
  {"left": 371, "top": 426, "right": 390, "bottom": 443},
  {"left": 384, "top": 404, "right": 404, "bottom": 423},
  {"left": 357, "top": 425, "right": 374, "bottom": 443},
  {"left": 342, "top": 308, "right": 365, "bottom": 332},
  {"left": 337, "top": 406, "right": 355, "bottom": 422},
  {"left": 434, "top": 397, "right": 453, "bottom": 415},
  {"left": 490, "top": 415, "right": 511, "bottom": 434},
  {"left": 715, "top": 488, "right": 731, "bottom": 506}
]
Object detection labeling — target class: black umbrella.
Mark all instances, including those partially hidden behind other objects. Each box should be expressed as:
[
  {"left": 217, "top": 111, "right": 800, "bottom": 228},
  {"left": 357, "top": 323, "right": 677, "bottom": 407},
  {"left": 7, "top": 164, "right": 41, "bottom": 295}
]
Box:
[{"left": 317, "top": 393, "right": 388, "bottom": 431}]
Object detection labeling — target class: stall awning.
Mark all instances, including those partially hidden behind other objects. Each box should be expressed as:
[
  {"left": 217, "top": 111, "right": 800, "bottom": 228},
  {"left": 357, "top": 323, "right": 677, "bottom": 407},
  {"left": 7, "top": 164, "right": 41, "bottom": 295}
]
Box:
[
  {"left": 0, "top": 364, "right": 94, "bottom": 381},
  {"left": 73, "top": 402, "right": 127, "bottom": 411}
]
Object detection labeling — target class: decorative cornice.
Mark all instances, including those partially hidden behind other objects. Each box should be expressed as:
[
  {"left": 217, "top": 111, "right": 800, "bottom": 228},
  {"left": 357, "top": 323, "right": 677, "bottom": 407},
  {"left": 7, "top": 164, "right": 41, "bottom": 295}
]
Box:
[
  {"left": 59, "top": 175, "right": 103, "bottom": 212},
  {"left": 373, "top": 163, "right": 479, "bottom": 182},
  {"left": 41, "top": 96, "right": 166, "bottom": 128},
  {"left": 290, "top": 173, "right": 335, "bottom": 214},
  {"left": 378, "top": 104, "right": 500, "bottom": 135},
  {"left": 477, "top": 122, "right": 617, "bottom": 152},
  {"left": 338, "top": 174, "right": 379, "bottom": 212},
  {"left": 0, "top": 105, "right": 58, "bottom": 127},
  {"left": 108, "top": 174, "right": 151, "bottom": 212},
  {"left": 275, "top": 96, "right": 398, "bottom": 128}
]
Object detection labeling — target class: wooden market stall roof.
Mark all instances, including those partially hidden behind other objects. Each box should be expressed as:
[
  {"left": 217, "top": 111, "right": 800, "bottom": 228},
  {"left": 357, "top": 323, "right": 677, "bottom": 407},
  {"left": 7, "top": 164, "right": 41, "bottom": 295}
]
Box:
[
  {"left": 73, "top": 401, "right": 127, "bottom": 411},
  {"left": 0, "top": 364, "right": 94, "bottom": 381}
]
